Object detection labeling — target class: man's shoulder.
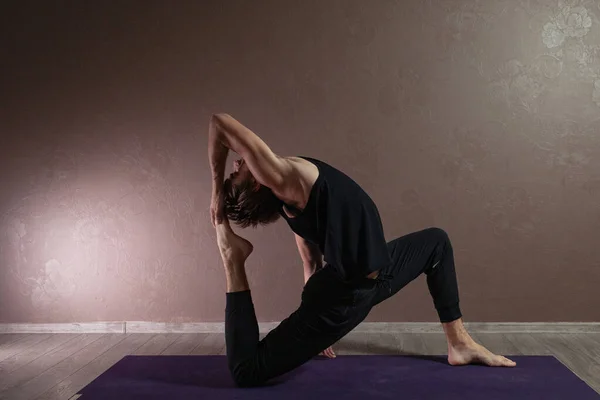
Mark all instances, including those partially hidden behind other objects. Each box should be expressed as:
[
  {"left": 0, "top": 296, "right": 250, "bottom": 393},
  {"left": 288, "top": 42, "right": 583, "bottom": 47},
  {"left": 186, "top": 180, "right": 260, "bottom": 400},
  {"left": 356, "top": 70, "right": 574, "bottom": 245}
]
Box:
[{"left": 275, "top": 156, "right": 321, "bottom": 206}]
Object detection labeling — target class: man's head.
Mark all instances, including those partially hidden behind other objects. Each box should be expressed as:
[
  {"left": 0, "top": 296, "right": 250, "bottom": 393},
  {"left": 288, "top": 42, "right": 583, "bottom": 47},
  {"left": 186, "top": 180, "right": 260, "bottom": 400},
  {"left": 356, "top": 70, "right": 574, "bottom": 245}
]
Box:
[{"left": 223, "top": 158, "right": 282, "bottom": 228}]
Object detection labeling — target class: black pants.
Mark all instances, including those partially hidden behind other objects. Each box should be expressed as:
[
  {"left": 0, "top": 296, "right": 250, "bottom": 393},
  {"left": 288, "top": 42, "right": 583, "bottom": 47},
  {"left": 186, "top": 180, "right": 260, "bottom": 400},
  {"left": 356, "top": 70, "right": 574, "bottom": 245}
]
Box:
[{"left": 225, "top": 227, "right": 462, "bottom": 387}]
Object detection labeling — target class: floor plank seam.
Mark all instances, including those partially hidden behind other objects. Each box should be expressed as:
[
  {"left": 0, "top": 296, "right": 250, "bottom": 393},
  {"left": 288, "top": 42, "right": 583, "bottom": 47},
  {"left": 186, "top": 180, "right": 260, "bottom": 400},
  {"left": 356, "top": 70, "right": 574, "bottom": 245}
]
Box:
[{"left": 33, "top": 334, "right": 131, "bottom": 400}]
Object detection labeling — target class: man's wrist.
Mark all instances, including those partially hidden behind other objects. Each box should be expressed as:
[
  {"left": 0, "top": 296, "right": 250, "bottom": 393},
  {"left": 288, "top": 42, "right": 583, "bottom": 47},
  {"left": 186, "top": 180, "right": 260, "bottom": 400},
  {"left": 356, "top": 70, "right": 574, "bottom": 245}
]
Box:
[
  {"left": 212, "top": 171, "right": 225, "bottom": 187},
  {"left": 303, "top": 262, "right": 323, "bottom": 283},
  {"left": 212, "top": 180, "right": 223, "bottom": 191}
]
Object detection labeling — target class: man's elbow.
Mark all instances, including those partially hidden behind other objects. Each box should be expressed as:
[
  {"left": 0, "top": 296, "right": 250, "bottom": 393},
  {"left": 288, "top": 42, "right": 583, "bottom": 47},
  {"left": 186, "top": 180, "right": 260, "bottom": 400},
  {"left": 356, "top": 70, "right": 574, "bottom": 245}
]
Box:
[{"left": 211, "top": 113, "right": 232, "bottom": 127}]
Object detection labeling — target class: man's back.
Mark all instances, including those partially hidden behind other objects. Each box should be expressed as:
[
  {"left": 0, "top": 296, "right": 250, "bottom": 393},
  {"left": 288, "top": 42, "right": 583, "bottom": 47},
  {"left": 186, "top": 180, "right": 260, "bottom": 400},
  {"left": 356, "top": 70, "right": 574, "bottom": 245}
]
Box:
[{"left": 279, "top": 156, "right": 392, "bottom": 282}]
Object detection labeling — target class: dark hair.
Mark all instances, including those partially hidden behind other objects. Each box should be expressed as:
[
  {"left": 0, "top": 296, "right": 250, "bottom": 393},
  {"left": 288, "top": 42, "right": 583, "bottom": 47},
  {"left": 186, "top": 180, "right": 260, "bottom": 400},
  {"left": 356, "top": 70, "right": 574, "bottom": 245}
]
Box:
[{"left": 223, "top": 177, "right": 282, "bottom": 228}]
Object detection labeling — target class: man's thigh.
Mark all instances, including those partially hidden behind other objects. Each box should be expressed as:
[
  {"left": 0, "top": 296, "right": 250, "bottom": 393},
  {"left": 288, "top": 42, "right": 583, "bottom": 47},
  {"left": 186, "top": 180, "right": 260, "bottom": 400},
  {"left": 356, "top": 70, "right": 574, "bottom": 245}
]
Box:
[
  {"left": 243, "top": 287, "right": 371, "bottom": 384},
  {"left": 369, "top": 228, "right": 443, "bottom": 307}
]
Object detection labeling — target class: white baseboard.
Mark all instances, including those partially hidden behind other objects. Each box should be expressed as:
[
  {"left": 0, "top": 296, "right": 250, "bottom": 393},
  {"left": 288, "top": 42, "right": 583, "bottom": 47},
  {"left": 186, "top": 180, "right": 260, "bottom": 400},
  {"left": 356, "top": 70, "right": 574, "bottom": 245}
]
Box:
[
  {"left": 0, "top": 321, "right": 599, "bottom": 334},
  {"left": 126, "top": 322, "right": 229, "bottom": 333},
  {"left": 0, "top": 322, "right": 125, "bottom": 333}
]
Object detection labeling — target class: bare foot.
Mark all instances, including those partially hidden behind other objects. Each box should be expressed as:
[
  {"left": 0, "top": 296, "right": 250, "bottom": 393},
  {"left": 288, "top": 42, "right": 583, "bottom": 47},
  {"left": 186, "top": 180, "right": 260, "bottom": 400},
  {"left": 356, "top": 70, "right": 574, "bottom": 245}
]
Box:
[
  {"left": 216, "top": 220, "right": 254, "bottom": 264},
  {"left": 448, "top": 340, "right": 516, "bottom": 367}
]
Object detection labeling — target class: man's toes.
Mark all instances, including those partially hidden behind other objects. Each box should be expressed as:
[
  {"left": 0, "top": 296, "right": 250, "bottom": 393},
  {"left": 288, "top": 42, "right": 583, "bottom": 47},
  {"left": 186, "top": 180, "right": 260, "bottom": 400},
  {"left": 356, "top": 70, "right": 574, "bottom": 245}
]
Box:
[
  {"left": 484, "top": 354, "right": 504, "bottom": 366},
  {"left": 492, "top": 355, "right": 516, "bottom": 367},
  {"left": 502, "top": 356, "right": 516, "bottom": 367},
  {"left": 487, "top": 355, "right": 501, "bottom": 366}
]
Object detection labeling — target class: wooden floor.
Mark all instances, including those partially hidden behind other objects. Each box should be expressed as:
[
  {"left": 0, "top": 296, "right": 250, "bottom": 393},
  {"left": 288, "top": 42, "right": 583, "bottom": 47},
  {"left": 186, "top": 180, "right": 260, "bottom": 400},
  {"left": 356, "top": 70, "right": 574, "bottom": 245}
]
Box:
[{"left": 0, "top": 332, "right": 598, "bottom": 399}]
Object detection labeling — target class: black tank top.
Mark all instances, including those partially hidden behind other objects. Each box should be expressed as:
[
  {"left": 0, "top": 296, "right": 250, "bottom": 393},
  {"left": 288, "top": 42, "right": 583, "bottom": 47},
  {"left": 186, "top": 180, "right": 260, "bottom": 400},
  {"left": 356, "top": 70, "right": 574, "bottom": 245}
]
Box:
[{"left": 280, "top": 157, "right": 391, "bottom": 282}]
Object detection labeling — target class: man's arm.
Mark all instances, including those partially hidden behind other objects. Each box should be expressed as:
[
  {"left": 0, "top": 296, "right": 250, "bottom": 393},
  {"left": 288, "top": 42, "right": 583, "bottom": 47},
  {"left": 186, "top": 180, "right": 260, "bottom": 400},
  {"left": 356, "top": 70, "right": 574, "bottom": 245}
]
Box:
[
  {"left": 208, "top": 113, "right": 291, "bottom": 193},
  {"left": 295, "top": 234, "right": 324, "bottom": 284},
  {"left": 295, "top": 233, "right": 337, "bottom": 358}
]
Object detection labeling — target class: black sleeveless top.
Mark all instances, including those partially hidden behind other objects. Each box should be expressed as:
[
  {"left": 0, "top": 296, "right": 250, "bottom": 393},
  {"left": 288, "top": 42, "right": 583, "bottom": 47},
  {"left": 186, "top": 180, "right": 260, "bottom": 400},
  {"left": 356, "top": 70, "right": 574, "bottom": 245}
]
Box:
[{"left": 280, "top": 157, "right": 391, "bottom": 282}]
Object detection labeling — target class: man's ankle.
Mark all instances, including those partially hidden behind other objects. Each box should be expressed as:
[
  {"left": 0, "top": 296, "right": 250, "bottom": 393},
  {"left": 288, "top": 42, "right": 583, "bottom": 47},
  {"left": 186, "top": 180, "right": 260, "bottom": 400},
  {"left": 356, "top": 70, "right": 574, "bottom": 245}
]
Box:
[{"left": 443, "top": 319, "right": 476, "bottom": 347}]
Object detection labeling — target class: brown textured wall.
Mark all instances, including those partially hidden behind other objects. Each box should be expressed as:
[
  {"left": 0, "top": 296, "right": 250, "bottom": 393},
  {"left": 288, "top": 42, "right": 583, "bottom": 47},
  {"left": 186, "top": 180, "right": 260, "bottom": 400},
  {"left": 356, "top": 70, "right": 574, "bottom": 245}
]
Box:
[{"left": 1, "top": 0, "right": 599, "bottom": 323}]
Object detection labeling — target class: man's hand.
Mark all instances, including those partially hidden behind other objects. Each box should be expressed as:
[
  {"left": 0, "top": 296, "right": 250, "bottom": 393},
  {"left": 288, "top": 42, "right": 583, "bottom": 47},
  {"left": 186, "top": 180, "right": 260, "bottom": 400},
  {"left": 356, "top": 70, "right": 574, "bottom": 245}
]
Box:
[
  {"left": 320, "top": 346, "right": 336, "bottom": 359},
  {"left": 208, "top": 115, "right": 229, "bottom": 228}
]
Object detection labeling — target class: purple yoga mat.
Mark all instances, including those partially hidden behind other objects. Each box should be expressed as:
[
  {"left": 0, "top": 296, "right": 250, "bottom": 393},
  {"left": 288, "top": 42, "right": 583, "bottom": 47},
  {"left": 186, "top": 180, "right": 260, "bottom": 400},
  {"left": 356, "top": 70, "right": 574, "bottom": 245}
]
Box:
[{"left": 77, "top": 355, "right": 599, "bottom": 399}]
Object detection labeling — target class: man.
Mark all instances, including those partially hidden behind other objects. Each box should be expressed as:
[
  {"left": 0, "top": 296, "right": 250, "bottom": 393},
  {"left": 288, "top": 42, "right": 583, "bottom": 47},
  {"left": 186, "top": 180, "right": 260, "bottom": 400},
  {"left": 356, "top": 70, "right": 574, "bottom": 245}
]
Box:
[{"left": 208, "top": 113, "right": 515, "bottom": 387}]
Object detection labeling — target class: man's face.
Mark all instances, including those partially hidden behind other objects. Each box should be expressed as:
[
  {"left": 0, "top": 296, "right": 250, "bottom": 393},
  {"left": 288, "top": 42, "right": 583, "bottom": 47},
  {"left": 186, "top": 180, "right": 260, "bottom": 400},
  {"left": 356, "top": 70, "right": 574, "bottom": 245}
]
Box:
[{"left": 229, "top": 158, "right": 253, "bottom": 188}]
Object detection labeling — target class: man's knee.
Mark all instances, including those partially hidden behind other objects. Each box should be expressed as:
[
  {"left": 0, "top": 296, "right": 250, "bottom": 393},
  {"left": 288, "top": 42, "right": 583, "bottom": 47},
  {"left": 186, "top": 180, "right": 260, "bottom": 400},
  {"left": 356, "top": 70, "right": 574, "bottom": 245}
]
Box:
[
  {"left": 230, "top": 362, "right": 263, "bottom": 387},
  {"left": 232, "top": 372, "right": 261, "bottom": 388},
  {"left": 425, "top": 227, "right": 450, "bottom": 245}
]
